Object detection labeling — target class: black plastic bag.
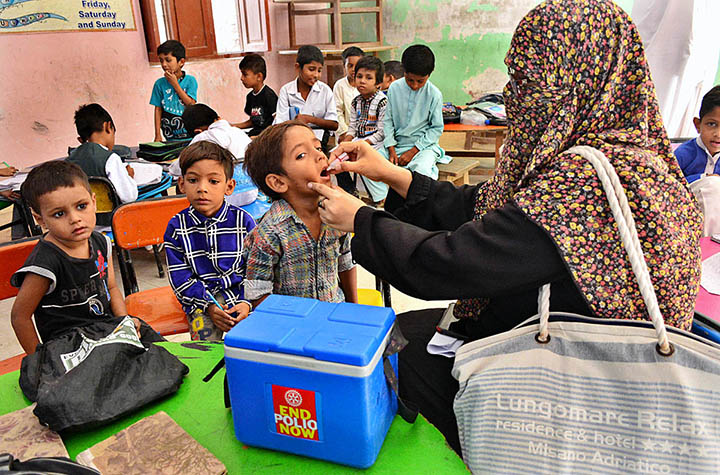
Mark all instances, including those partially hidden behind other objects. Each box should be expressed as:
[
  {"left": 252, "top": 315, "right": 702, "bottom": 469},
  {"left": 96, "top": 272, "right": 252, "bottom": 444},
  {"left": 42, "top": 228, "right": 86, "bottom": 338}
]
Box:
[{"left": 19, "top": 317, "right": 188, "bottom": 432}]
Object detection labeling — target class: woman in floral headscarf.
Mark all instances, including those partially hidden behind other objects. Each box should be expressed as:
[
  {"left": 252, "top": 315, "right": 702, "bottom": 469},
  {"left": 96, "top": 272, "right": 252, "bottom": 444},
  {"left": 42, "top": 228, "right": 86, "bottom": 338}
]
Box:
[{"left": 309, "top": 0, "right": 702, "bottom": 453}]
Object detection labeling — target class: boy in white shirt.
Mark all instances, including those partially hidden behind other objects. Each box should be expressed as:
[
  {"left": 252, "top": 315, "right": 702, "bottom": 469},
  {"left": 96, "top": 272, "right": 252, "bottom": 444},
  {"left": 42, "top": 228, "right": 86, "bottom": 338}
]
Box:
[
  {"left": 178, "top": 104, "right": 251, "bottom": 164},
  {"left": 169, "top": 104, "right": 252, "bottom": 178},
  {"left": 331, "top": 46, "right": 364, "bottom": 194},
  {"left": 168, "top": 104, "right": 257, "bottom": 206},
  {"left": 274, "top": 45, "right": 338, "bottom": 150},
  {"left": 333, "top": 46, "right": 364, "bottom": 142}
]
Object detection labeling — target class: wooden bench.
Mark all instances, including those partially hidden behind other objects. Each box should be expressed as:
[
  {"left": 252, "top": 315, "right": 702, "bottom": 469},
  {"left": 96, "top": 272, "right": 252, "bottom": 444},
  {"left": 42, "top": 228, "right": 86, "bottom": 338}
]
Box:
[{"left": 438, "top": 158, "right": 481, "bottom": 186}]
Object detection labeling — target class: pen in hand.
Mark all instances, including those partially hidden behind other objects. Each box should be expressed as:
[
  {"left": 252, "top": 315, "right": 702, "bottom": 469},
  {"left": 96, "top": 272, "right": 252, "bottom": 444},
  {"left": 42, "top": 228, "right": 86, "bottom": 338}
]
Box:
[
  {"left": 1, "top": 161, "right": 17, "bottom": 175},
  {"left": 208, "top": 293, "right": 226, "bottom": 312}
]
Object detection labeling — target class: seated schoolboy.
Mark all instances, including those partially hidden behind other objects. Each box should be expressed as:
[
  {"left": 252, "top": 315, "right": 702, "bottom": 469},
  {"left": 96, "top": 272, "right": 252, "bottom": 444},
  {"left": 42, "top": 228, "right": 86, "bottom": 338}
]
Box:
[
  {"left": 342, "top": 57, "right": 387, "bottom": 203},
  {"left": 150, "top": 40, "right": 198, "bottom": 141},
  {"left": 168, "top": 103, "right": 252, "bottom": 178},
  {"left": 343, "top": 56, "right": 387, "bottom": 151},
  {"left": 67, "top": 103, "right": 138, "bottom": 203},
  {"left": 333, "top": 46, "right": 364, "bottom": 142},
  {"left": 10, "top": 161, "right": 138, "bottom": 354},
  {"left": 368, "top": 45, "right": 449, "bottom": 201},
  {"left": 381, "top": 60, "right": 404, "bottom": 92},
  {"left": 273, "top": 45, "right": 338, "bottom": 150},
  {"left": 675, "top": 85, "right": 720, "bottom": 182},
  {"left": 331, "top": 47, "right": 364, "bottom": 195},
  {"left": 236, "top": 54, "right": 278, "bottom": 137},
  {"left": 164, "top": 141, "right": 256, "bottom": 341},
  {"left": 242, "top": 121, "right": 358, "bottom": 305},
  {"left": 0, "top": 163, "right": 26, "bottom": 239},
  {"left": 675, "top": 85, "right": 720, "bottom": 236}
]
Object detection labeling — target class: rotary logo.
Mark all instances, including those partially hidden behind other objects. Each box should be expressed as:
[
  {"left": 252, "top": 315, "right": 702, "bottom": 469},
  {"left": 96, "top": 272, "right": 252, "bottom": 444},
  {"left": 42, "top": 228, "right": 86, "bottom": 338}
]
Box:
[{"left": 285, "top": 389, "right": 302, "bottom": 407}]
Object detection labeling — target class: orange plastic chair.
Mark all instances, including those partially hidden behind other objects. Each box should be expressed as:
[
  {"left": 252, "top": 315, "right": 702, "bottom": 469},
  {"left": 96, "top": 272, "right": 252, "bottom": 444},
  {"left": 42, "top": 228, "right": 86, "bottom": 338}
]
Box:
[
  {"left": 112, "top": 195, "right": 191, "bottom": 336},
  {"left": 0, "top": 236, "right": 41, "bottom": 375}
]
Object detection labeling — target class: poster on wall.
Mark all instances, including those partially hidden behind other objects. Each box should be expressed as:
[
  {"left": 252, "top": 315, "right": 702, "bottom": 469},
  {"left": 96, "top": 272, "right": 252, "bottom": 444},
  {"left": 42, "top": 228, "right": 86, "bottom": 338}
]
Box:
[{"left": 0, "top": 0, "right": 135, "bottom": 33}]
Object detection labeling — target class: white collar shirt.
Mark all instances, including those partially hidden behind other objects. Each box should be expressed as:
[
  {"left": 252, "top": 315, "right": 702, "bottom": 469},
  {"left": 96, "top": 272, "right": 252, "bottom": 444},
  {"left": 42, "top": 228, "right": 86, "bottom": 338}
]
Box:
[
  {"left": 274, "top": 79, "right": 338, "bottom": 140},
  {"left": 697, "top": 136, "right": 720, "bottom": 176},
  {"left": 169, "top": 120, "right": 252, "bottom": 177}
]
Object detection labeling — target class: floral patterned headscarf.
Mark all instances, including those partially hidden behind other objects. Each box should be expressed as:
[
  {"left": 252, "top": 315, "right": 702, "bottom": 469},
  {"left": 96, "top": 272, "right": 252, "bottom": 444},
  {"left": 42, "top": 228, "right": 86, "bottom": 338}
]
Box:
[{"left": 454, "top": 0, "right": 702, "bottom": 330}]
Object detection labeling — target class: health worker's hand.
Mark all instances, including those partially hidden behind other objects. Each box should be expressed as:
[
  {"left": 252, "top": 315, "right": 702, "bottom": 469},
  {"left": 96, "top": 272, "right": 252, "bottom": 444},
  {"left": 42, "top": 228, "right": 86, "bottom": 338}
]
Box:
[{"left": 308, "top": 182, "right": 365, "bottom": 233}]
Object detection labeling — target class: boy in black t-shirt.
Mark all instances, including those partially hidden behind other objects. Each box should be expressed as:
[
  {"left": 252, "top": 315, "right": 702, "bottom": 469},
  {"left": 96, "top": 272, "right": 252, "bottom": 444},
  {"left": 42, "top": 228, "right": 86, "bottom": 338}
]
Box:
[
  {"left": 236, "top": 54, "right": 278, "bottom": 137},
  {"left": 10, "top": 161, "right": 139, "bottom": 355}
]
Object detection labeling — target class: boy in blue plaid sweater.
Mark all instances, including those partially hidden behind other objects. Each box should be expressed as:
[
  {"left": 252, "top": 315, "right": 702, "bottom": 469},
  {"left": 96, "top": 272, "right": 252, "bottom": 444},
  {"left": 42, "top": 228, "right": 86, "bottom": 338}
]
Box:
[{"left": 164, "top": 141, "right": 256, "bottom": 340}]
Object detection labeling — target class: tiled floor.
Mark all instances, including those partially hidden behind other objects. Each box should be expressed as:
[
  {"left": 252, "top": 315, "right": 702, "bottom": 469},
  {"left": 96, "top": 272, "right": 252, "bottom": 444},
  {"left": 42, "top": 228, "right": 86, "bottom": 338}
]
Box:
[{"left": 0, "top": 205, "right": 456, "bottom": 361}]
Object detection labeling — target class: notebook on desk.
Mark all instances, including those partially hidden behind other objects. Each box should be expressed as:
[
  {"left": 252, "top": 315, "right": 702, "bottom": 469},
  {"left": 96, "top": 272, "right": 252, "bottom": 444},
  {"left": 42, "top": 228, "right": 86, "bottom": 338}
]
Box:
[
  {"left": 129, "top": 162, "right": 163, "bottom": 187},
  {"left": 0, "top": 172, "right": 28, "bottom": 191},
  {"left": 0, "top": 404, "right": 68, "bottom": 459},
  {"left": 76, "top": 411, "right": 226, "bottom": 474}
]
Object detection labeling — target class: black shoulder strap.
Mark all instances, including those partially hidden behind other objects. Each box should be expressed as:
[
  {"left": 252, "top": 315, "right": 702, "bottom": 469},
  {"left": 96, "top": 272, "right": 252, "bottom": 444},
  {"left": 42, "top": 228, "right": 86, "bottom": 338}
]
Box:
[
  {"left": 203, "top": 358, "right": 231, "bottom": 408},
  {"left": 383, "top": 325, "right": 418, "bottom": 423}
]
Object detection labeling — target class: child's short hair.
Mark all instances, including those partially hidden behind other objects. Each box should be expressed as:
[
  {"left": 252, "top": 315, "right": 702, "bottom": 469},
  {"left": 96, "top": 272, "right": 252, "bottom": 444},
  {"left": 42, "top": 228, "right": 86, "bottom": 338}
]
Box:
[
  {"left": 699, "top": 85, "right": 720, "bottom": 119},
  {"left": 179, "top": 141, "right": 234, "bottom": 180},
  {"left": 22, "top": 161, "right": 90, "bottom": 214},
  {"left": 355, "top": 56, "right": 384, "bottom": 84},
  {"left": 181, "top": 104, "right": 219, "bottom": 136},
  {"left": 157, "top": 40, "right": 186, "bottom": 61},
  {"left": 243, "top": 120, "right": 312, "bottom": 200},
  {"left": 74, "top": 103, "right": 114, "bottom": 142},
  {"left": 239, "top": 53, "right": 267, "bottom": 79},
  {"left": 401, "top": 45, "right": 435, "bottom": 76},
  {"left": 384, "top": 60, "right": 405, "bottom": 79},
  {"left": 297, "top": 45, "right": 324, "bottom": 67},
  {"left": 341, "top": 46, "right": 364, "bottom": 62}
]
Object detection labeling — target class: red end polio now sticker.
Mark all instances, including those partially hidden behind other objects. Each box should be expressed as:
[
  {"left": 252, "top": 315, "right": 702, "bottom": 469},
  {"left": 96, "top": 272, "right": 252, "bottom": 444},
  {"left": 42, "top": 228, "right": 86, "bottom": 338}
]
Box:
[{"left": 272, "top": 385, "right": 319, "bottom": 441}]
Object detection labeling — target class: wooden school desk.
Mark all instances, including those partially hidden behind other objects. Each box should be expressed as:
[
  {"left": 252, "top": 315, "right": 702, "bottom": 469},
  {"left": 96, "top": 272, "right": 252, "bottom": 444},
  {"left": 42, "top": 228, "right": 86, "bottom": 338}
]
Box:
[
  {"left": 442, "top": 123, "right": 507, "bottom": 166},
  {"left": 0, "top": 342, "right": 467, "bottom": 474},
  {"left": 696, "top": 236, "right": 720, "bottom": 323},
  {"left": 438, "top": 123, "right": 507, "bottom": 183}
]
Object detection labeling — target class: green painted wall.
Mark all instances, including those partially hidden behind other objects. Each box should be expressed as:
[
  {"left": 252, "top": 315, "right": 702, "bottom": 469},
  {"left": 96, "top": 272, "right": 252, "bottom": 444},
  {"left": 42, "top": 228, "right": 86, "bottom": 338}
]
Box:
[
  {"left": 341, "top": 0, "right": 720, "bottom": 105},
  {"left": 378, "top": 0, "right": 543, "bottom": 104}
]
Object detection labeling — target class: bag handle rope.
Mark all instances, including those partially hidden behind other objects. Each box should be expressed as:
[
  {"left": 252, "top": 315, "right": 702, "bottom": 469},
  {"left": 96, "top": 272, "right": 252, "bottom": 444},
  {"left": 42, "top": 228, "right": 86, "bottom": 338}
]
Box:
[{"left": 536, "top": 145, "right": 672, "bottom": 355}]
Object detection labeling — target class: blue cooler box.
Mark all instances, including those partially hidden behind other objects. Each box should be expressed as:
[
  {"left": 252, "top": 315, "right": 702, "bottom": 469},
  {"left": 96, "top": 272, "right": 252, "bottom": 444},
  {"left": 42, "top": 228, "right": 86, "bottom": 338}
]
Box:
[{"left": 224, "top": 294, "right": 398, "bottom": 468}]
